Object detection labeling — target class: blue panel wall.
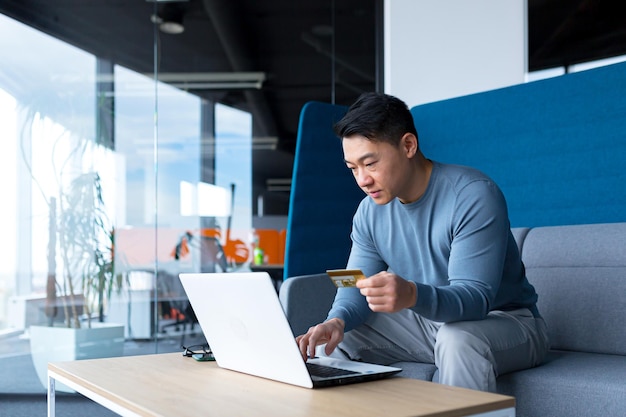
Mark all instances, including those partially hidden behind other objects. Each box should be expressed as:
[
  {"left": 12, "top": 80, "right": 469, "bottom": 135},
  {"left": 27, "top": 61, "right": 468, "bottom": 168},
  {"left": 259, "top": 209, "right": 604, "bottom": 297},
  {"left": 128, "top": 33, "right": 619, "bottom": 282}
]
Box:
[
  {"left": 411, "top": 62, "right": 626, "bottom": 227},
  {"left": 284, "top": 102, "right": 364, "bottom": 278},
  {"left": 285, "top": 63, "right": 626, "bottom": 279}
]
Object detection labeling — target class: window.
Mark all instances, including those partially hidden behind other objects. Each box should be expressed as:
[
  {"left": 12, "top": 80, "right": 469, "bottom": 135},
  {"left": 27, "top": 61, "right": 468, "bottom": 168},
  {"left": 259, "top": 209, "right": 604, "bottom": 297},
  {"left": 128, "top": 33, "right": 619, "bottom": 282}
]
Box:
[{"left": 0, "top": 13, "right": 254, "bottom": 394}]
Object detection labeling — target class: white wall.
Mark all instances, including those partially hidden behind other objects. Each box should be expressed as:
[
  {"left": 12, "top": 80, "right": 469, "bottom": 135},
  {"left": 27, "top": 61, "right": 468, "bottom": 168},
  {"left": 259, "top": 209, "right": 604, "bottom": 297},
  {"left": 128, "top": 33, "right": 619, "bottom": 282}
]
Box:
[{"left": 384, "top": 0, "right": 527, "bottom": 107}]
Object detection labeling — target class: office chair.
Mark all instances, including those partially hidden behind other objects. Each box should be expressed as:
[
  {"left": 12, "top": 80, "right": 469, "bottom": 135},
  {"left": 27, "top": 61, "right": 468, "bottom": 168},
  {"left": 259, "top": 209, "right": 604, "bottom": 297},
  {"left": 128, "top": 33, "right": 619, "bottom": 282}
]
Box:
[{"left": 161, "top": 231, "right": 229, "bottom": 345}]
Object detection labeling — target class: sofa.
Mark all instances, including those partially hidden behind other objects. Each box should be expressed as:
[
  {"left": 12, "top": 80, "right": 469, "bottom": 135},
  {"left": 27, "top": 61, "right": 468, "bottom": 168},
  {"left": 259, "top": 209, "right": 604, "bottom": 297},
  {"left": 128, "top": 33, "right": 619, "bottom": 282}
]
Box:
[{"left": 278, "top": 222, "right": 626, "bottom": 417}]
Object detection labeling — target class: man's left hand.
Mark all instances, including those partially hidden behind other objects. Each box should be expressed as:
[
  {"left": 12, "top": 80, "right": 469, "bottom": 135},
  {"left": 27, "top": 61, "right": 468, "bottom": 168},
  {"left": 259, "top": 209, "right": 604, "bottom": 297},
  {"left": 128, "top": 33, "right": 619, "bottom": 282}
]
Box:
[{"left": 356, "top": 271, "right": 417, "bottom": 313}]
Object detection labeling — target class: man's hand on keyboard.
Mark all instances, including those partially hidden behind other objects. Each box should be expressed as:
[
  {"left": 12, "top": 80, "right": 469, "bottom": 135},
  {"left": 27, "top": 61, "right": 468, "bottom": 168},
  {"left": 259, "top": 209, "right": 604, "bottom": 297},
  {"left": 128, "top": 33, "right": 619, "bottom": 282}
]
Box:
[{"left": 295, "top": 318, "right": 345, "bottom": 362}]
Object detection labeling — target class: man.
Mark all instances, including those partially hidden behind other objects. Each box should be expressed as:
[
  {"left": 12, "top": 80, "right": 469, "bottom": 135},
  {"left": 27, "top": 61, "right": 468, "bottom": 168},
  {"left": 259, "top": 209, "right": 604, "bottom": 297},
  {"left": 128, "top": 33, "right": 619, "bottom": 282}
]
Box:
[{"left": 296, "top": 92, "right": 549, "bottom": 392}]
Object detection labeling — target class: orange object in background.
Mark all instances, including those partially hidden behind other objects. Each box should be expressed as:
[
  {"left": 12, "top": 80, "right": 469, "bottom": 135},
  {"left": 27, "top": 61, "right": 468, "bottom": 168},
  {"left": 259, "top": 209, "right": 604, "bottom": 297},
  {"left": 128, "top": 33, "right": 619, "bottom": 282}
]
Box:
[
  {"left": 252, "top": 229, "right": 286, "bottom": 265},
  {"left": 195, "top": 227, "right": 286, "bottom": 266},
  {"left": 198, "top": 228, "right": 249, "bottom": 265},
  {"left": 199, "top": 228, "right": 221, "bottom": 239},
  {"left": 117, "top": 227, "right": 286, "bottom": 270},
  {"left": 222, "top": 238, "right": 250, "bottom": 265}
]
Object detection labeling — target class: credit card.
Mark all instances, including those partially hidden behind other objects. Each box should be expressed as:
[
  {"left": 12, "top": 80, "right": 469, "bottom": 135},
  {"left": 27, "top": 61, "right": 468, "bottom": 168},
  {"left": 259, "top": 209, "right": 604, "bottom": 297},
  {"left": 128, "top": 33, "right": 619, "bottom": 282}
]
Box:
[{"left": 326, "top": 269, "right": 366, "bottom": 288}]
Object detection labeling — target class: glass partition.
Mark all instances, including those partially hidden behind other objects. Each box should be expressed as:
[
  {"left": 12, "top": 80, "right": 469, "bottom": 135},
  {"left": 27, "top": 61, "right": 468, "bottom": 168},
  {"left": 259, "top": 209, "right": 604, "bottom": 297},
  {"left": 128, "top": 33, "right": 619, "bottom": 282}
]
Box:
[{"left": 0, "top": 9, "right": 255, "bottom": 393}]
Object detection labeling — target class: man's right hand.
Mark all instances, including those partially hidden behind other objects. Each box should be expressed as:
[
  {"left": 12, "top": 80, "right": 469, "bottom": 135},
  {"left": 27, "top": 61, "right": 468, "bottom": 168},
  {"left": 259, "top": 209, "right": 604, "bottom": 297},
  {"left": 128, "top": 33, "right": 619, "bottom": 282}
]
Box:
[{"left": 295, "top": 318, "right": 345, "bottom": 361}]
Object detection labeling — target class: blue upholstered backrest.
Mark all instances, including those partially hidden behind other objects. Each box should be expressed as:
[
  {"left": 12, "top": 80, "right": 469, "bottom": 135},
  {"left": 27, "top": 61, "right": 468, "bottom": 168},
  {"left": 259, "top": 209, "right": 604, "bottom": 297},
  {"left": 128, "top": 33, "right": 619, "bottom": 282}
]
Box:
[
  {"left": 284, "top": 63, "right": 626, "bottom": 279},
  {"left": 283, "top": 102, "right": 364, "bottom": 279},
  {"left": 411, "top": 61, "right": 626, "bottom": 228}
]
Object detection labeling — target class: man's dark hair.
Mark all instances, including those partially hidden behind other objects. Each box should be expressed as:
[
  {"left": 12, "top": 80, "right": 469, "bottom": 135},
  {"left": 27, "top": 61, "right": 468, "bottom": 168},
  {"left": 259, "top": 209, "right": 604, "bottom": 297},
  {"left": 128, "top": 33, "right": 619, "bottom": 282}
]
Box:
[{"left": 333, "top": 92, "right": 418, "bottom": 146}]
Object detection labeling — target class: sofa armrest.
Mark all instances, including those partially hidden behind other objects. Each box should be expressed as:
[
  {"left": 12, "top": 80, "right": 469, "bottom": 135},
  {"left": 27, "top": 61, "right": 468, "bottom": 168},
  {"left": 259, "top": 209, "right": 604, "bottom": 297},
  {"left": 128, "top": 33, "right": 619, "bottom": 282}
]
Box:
[
  {"left": 279, "top": 273, "right": 337, "bottom": 337},
  {"left": 511, "top": 227, "right": 530, "bottom": 254}
]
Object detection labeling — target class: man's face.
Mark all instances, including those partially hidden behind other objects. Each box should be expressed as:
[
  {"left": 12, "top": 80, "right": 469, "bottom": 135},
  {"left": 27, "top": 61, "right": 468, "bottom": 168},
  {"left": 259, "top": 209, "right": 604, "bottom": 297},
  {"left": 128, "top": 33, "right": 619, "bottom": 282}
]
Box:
[{"left": 342, "top": 134, "right": 413, "bottom": 205}]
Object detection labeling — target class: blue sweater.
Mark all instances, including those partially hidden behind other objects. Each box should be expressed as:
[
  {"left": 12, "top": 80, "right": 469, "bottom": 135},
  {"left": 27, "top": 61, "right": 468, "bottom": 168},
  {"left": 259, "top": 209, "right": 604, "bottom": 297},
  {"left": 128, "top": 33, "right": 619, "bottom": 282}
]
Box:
[{"left": 327, "top": 161, "right": 539, "bottom": 331}]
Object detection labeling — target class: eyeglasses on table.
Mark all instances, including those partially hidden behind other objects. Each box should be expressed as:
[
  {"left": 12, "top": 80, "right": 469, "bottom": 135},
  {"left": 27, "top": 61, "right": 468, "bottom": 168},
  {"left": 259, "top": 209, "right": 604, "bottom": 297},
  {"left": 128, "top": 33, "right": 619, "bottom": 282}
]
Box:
[{"left": 182, "top": 344, "right": 215, "bottom": 361}]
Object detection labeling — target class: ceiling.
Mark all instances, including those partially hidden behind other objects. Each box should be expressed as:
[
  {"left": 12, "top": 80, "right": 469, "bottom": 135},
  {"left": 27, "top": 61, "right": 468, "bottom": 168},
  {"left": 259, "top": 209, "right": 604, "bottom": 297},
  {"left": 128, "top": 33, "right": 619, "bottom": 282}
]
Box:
[{"left": 1, "top": 0, "right": 625, "bottom": 214}]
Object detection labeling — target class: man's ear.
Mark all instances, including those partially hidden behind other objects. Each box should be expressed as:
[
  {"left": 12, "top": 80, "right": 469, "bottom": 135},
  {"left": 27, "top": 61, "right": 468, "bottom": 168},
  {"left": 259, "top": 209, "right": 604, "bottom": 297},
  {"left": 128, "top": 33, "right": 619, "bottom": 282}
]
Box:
[{"left": 400, "top": 133, "right": 418, "bottom": 158}]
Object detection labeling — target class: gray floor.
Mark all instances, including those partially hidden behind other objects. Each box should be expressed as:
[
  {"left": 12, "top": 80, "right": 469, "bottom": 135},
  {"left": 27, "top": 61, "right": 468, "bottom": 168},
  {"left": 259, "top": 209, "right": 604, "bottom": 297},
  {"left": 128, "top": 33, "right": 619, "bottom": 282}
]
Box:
[{"left": 0, "top": 327, "right": 207, "bottom": 416}]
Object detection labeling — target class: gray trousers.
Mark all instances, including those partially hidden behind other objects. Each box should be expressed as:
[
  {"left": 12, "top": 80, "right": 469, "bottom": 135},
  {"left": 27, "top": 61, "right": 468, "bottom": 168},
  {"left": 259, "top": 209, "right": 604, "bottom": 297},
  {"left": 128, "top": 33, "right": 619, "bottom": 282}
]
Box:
[{"left": 323, "top": 308, "right": 549, "bottom": 392}]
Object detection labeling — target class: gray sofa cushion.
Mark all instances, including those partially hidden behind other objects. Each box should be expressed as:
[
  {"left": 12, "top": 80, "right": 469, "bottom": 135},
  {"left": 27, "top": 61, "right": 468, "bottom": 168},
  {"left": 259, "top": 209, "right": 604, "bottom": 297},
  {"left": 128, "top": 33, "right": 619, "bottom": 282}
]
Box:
[
  {"left": 279, "top": 223, "right": 626, "bottom": 417},
  {"left": 511, "top": 227, "right": 530, "bottom": 253},
  {"left": 522, "top": 223, "right": 626, "bottom": 355},
  {"left": 497, "top": 351, "right": 626, "bottom": 417},
  {"left": 279, "top": 273, "right": 336, "bottom": 337},
  {"left": 390, "top": 361, "right": 437, "bottom": 381}
]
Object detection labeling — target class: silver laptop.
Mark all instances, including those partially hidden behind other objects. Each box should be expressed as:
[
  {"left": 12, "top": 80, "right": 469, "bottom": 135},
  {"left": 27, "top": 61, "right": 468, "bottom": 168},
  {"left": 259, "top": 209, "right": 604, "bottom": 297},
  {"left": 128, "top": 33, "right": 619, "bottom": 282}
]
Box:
[{"left": 179, "top": 271, "right": 401, "bottom": 388}]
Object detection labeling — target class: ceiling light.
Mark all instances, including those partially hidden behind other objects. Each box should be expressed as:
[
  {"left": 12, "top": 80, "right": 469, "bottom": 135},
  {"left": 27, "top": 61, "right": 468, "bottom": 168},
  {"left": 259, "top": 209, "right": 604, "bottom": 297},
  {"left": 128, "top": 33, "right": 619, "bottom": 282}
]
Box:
[
  {"left": 151, "top": 3, "right": 185, "bottom": 35},
  {"left": 148, "top": 72, "right": 267, "bottom": 90},
  {"left": 160, "top": 20, "right": 184, "bottom": 35}
]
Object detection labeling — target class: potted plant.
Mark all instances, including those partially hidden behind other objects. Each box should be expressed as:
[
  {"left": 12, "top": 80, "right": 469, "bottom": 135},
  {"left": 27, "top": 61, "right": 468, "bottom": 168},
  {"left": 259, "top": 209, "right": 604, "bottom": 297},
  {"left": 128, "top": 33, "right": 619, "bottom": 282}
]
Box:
[
  {"left": 19, "top": 111, "right": 126, "bottom": 391},
  {"left": 57, "top": 171, "right": 124, "bottom": 327}
]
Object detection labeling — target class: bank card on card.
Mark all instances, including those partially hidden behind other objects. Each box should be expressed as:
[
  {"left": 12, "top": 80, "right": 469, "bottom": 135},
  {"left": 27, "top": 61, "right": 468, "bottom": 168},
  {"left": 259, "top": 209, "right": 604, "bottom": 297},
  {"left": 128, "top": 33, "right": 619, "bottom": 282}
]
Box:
[{"left": 326, "top": 269, "right": 366, "bottom": 288}]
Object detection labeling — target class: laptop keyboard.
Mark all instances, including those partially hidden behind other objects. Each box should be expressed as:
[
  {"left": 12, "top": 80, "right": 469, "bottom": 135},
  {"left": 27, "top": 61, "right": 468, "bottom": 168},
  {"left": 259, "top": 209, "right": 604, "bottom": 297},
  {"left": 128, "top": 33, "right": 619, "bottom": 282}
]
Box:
[{"left": 306, "top": 362, "right": 359, "bottom": 378}]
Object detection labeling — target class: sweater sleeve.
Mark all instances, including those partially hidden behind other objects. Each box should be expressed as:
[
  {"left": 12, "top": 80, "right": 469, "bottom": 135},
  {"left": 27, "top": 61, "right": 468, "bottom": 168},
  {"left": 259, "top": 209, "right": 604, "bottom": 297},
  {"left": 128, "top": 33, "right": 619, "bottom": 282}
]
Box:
[
  {"left": 411, "top": 179, "right": 510, "bottom": 322},
  {"left": 327, "top": 171, "right": 513, "bottom": 327},
  {"left": 325, "top": 199, "right": 386, "bottom": 331}
]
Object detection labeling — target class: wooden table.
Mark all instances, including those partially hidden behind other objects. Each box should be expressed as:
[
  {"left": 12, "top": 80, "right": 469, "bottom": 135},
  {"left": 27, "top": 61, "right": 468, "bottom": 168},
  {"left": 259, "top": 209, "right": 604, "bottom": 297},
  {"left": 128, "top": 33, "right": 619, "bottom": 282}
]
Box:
[{"left": 48, "top": 353, "right": 515, "bottom": 417}]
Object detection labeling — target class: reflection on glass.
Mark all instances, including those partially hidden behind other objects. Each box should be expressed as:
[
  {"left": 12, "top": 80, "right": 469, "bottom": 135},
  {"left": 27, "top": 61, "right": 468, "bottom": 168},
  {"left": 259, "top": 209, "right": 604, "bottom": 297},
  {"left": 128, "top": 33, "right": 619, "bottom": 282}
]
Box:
[
  {"left": 0, "top": 13, "right": 130, "bottom": 392},
  {"left": 215, "top": 103, "right": 253, "bottom": 267},
  {"left": 0, "top": 7, "right": 258, "bottom": 396}
]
